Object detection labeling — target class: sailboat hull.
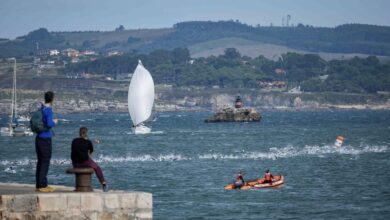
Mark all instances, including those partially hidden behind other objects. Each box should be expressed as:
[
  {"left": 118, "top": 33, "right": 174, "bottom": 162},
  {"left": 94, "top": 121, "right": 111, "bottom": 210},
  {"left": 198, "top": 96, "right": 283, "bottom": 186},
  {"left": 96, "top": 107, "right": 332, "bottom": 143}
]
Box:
[{"left": 132, "top": 125, "right": 151, "bottom": 134}]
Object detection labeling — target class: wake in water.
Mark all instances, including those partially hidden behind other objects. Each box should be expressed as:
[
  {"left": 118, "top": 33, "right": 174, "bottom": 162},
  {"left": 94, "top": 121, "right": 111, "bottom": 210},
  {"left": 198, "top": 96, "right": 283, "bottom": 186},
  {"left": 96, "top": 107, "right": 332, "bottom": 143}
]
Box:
[
  {"left": 125, "top": 130, "right": 164, "bottom": 135},
  {"left": 199, "top": 145, "right": 388, "bottom": 160},
  {"left": 1, "top": 144, "right": 387, "bottom": 173}
]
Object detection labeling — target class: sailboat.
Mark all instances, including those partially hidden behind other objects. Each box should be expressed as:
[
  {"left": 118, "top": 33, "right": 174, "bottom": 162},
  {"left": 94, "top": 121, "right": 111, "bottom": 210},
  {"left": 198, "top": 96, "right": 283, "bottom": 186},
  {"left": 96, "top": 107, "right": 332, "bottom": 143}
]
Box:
[
  {"left": 128, "top": 60, "right": 155, "bottom": 134},
  {"left": 0, "top": 58, "right": 33, "bottom": 137}
]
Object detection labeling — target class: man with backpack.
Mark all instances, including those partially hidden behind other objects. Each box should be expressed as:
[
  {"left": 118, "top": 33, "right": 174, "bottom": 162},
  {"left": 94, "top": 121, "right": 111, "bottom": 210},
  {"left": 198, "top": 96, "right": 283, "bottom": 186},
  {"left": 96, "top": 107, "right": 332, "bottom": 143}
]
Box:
[{"left": 32, "top": 91, "right": 58, "bottom": 192}]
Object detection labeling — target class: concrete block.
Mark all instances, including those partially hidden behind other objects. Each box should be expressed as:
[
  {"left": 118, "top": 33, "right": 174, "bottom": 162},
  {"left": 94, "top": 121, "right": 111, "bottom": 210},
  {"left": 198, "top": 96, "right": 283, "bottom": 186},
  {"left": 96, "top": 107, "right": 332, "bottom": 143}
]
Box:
[
  {"left": 67, "top": 193, "right": 81, "bottom": 210},
  {"left": 103, "top": 194, "right": 119, "bottom": 210},
  {"left": 80, "top": 194, "right": 103, "bottom": 212},
  {"left": 98, "top": 212, "right": 113, "bottom": 220},
  {"left": 37, "top": 194, "right": 67, "bottom": 211},
  {"left": 136, "top": 193, "right": 153, "bottom": 209},
  {"left": 119, "top": 193, "right": 136, "bottom": 209},
  {"left": 135, "top": 211, "right": 153, "bottom": 220},
  {"left": 112, "top": 212, "right": 135, "bottom": 220},
  {"left": 9, "top": 195, "right": 38, "bottom": 212},
  {"left": 83, "top": 211, "right": 98, "bottom": 220},
  {"left": 1, "top": 211, "right": 27, "bottom": 219},
  {"left": 0, "top": 195, "right": 13, "bottom": 211}
]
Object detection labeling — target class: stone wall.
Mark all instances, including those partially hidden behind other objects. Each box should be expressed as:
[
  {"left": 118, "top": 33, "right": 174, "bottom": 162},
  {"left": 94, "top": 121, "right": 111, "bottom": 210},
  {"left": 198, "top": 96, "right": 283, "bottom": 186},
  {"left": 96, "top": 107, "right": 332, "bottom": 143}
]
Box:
[{"left": 0, "top": 184, "right": 152, "bottom": 220}]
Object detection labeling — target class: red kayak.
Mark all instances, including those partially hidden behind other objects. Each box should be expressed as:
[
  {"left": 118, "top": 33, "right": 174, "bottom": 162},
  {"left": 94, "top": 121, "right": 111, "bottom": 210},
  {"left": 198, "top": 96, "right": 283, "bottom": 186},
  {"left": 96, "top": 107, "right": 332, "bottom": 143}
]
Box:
[{"left": 224, "top": 175, "right": 284, "bottom": 190}]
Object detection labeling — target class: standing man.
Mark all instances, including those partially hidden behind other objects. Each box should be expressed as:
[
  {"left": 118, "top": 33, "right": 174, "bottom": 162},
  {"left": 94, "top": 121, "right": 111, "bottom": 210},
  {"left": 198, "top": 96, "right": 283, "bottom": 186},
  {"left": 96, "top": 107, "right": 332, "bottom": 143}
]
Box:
[{"left": 35, "top": 91, "right": 58, "bottom": 192}]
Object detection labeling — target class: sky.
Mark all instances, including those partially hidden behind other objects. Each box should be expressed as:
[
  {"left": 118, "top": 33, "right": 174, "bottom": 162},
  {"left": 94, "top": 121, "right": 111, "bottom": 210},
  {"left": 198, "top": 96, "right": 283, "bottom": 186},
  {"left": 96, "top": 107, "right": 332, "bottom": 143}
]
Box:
[{"left": 1, "top": 0, "right": 389, "bottom": 39}]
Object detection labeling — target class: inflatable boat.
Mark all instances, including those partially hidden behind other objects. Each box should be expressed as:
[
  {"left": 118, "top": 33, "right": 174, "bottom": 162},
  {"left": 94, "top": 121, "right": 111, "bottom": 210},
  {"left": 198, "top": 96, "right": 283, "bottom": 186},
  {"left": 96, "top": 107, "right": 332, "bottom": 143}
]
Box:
[{"left": 224, "top": 175, "right": 284, "bottom": 190}]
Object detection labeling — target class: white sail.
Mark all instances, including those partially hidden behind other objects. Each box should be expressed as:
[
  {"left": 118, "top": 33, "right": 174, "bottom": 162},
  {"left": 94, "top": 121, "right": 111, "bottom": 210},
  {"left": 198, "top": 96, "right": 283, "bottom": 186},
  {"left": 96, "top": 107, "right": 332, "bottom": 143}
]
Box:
[{"left": 127, "top": 60, "right": 155, "bottom": 126}]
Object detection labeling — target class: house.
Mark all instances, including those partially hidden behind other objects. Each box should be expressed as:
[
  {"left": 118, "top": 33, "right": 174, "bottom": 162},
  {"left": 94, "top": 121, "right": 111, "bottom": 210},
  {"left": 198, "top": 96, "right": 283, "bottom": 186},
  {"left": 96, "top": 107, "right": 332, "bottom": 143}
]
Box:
[
  {"left": 319, "top": 75, "right": 329, "bottom": 82},
  {"left": 258, "top": 81, "right": 287, "bottom": 91},
  {"left": 274, "top": 68, "right": 286, "bottom": 75},
  {"left": 49, "top": 49, "right": 60, "bottom": 56},
  {"left": 63, "top": 48, "right": 80, "bottom": 57},
  {"left": 288, "top": 86, "right": 302, "bottom": 94},
  {"left": 81, "top": 50, "right": 97, "bottom": 56}
]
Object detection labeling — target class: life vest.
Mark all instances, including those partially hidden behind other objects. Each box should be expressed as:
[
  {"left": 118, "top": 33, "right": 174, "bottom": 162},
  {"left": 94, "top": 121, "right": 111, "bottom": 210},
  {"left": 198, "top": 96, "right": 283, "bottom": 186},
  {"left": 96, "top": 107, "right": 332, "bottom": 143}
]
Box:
[
  {"left": 236, "top": 175, "right": 244, "bottom": 183},
  {"left": 265, "top": 173, "right": 272, "bottom": 181}
]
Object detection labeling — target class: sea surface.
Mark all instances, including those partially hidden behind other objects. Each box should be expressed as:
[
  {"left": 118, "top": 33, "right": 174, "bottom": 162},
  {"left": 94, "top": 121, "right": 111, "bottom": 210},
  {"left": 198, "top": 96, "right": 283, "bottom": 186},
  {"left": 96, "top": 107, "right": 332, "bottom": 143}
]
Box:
[{"left": 1, "top": 110, "right": 389, "bottom": 219}]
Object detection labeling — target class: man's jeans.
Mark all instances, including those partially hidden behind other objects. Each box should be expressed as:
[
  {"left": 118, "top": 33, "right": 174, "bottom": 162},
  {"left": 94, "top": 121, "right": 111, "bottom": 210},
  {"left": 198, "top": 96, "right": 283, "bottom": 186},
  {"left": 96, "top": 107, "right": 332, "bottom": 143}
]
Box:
[{"left": 35, "top": 137, "right": 52, "bottom": 188}]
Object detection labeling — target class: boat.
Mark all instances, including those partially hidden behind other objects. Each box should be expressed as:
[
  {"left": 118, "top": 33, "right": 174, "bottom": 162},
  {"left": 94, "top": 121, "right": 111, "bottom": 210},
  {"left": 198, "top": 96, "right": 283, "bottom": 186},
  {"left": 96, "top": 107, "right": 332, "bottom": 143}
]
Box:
[
  {"left": 224, "top": 175, "right": 284, "bottom": 190},
  {"left": 128, "top": 60, "right": 155, "bottom": 134},
  {"left": 0, "top": 58, "right": 33, "bottom": 137},
  {"left": 16, "top": 115, "right": 31, "bottom": 122}
]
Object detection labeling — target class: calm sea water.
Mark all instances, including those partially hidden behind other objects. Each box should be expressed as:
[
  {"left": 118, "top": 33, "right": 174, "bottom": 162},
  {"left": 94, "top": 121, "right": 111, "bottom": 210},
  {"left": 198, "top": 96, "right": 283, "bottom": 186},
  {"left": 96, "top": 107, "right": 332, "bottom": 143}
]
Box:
[{"left": 1, "top": 110, "right": 389, "bottom": 219}]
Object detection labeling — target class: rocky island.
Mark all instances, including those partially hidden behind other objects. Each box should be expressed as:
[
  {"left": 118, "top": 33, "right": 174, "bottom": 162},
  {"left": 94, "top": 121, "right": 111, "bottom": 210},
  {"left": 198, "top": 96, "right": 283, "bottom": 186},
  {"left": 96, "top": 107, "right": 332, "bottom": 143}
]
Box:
[{"left": 205, "top": 96, "right": 261, "bottom": 122}]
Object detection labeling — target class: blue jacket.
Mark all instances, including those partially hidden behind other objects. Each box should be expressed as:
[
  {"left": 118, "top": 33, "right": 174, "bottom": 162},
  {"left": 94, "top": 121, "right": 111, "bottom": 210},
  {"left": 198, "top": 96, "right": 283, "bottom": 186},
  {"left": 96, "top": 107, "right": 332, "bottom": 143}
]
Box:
[{"left": 38, "top": 105, "right": 56, "bottom": 139}]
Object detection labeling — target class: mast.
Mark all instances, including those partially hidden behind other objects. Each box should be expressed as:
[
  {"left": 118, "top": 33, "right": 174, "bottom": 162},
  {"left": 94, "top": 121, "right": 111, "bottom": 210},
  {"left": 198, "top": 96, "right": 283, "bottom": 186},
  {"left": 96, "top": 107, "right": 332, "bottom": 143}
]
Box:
[
  {"left": 9, "top": 58, "right": 15, "bottom": 123},
  {"left": 13, "top": 58, "right": 17, "bottom": 119}
]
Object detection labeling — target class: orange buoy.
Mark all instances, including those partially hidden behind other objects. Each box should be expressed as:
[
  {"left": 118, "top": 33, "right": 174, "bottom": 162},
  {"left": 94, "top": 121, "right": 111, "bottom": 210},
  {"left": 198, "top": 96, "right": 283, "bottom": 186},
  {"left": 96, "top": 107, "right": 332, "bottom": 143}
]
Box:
[{"left": 334, "top": 136, "right": 344, "bottom": 147}]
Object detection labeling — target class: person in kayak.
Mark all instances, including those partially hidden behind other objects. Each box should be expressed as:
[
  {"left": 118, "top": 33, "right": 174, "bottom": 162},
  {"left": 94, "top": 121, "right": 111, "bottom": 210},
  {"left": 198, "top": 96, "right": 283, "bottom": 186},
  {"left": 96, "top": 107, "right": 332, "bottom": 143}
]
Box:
[
  {"left": 234, "top": 171, "right": 245, "bottom": 188},
  {"left": 263, "top": 169, "right": 274, "bottom": 184}
]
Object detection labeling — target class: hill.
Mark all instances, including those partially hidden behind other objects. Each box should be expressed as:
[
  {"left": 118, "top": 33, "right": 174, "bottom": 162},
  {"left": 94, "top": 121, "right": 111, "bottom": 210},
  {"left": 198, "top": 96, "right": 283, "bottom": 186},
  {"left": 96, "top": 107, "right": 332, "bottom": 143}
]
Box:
[
  {"left": 189, "top": 37, "right": 390, "bottom": 61},
  {"left": 1, "top": 21, "right": 390, "bottom": 58}
]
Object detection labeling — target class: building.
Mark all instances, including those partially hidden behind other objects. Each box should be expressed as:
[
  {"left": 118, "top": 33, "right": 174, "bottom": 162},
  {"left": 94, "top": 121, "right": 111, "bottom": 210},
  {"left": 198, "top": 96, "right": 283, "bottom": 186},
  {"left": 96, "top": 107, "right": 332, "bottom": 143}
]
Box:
[
  {"left": 63, "top": 48, "right": 80, "bottom": 57},
  {"left": 49, "top": 49, "right": 60, "bottom": 56},
  {"left": 274, "top": 68, "right": 286, "bottom": 75},
  {"left": 81, "top": 50, "right": 97, "bottom": 56},
  {"left": 288, "top": 86, "right": 302, "bottom": 94}
]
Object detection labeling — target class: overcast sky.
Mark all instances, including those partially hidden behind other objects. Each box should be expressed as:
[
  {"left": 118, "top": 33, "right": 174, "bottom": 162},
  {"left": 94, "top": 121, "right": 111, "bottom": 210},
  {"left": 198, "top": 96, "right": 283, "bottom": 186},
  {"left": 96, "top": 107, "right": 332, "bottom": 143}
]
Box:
[{"left": 1, "top": 0, "right": 389, "bottom": 39}]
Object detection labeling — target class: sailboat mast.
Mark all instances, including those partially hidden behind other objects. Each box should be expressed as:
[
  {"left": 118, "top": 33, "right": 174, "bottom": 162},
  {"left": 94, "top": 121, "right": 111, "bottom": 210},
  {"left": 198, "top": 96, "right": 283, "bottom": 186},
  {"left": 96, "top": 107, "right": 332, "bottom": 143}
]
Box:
[{"left": 13, "top": 58, "right": 17, "bottom": 118}]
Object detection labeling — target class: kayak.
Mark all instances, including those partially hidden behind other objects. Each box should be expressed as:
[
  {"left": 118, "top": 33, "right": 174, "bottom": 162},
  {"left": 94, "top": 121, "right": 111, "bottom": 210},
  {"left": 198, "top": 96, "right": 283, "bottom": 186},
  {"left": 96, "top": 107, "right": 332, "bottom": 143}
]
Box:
[{"left": 224, "top": 175, "right": 284, "bottom": 190}]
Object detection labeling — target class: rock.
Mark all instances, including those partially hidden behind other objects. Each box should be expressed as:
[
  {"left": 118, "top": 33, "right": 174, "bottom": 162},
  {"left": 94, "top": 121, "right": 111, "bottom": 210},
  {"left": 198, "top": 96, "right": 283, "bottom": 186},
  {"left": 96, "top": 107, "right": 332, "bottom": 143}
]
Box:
[{"left": 205, "top": 107, "right": 261, "bottom": 122}]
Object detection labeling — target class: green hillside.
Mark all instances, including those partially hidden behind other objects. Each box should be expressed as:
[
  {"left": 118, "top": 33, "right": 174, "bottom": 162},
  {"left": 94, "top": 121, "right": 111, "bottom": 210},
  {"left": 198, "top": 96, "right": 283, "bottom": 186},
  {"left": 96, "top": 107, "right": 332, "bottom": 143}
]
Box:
[
  {"left": 1, "top": 20, "right": 390, "bottom": 58},
  {"left": 189, "top": 37, "right": 390, "bottom": 61},
  {"left": 62, "top": 48, "right": 390, "bottom": 93}
]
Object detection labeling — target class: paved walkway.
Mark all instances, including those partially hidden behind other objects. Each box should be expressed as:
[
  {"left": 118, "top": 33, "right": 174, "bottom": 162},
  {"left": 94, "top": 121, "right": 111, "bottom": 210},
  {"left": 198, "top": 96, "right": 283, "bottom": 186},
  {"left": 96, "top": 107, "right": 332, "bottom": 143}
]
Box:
[{"left": 0, "top": 182, "right": 77, "bottom": 195}]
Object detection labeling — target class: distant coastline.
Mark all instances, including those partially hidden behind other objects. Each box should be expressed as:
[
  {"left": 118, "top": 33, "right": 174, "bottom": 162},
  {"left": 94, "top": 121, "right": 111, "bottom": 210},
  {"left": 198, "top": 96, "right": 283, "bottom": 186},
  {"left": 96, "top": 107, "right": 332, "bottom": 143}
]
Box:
[{"left": 0, "top": 95, "right": 388, "bottom": 114}]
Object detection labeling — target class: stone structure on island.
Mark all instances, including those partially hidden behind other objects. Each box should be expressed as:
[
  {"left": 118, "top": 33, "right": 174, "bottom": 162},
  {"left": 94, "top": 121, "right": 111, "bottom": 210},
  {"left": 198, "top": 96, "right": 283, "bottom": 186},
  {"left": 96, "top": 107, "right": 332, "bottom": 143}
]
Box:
[
  {"left": 0, "top": 183, "right": 152, "bottom": 220},
  {"left": 205, "top": 96, "right": 261, "bottom": 122}
]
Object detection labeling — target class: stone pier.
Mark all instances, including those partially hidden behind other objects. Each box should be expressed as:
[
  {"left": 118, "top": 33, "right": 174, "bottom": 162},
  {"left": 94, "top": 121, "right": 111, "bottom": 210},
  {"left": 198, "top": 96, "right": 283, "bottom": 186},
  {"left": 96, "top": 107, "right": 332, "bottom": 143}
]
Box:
[{"left": 0, "top": 183, "right": 152, "bottom": 220}]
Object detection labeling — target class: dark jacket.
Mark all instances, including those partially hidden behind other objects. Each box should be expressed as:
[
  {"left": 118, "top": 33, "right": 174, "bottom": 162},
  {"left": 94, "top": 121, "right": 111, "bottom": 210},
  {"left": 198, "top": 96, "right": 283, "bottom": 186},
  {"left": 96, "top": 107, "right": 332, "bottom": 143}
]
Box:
[
  {"left": 71, "top": 138, "right": 94, "bottom": 164},
  {"left": 38, "top": 105, "right": 56, "bottom": 139}
]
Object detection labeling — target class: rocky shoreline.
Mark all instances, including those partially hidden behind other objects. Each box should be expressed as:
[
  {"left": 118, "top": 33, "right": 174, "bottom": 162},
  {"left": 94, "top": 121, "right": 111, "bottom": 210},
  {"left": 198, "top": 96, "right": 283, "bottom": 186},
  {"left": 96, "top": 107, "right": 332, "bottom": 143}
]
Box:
[
  {"left": 0, "top": 98, "right": 389, "bottom": 115},
  {"left": 0, "top": 89, "right": 389, "bottom": 115}
]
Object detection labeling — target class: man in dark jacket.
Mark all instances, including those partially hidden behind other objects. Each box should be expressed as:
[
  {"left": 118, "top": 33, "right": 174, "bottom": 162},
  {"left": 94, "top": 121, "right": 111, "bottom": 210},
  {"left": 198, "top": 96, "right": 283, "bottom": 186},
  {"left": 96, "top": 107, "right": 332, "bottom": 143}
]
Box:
[
  {"left": 71, "top": 127, "right": 108, "bottom": 192},
  {"left": 35, "top": 91, "right": 58, "bottom": 192}
]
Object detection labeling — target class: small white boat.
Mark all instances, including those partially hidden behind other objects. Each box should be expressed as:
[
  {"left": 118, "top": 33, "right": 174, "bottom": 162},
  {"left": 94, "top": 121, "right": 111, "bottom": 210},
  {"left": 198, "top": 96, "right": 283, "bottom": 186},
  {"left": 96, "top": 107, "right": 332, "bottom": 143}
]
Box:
[
  {"left": 17, "top": 115, "right": 31, "bottom": 122},
  {"left": 127, "top": 60, "right": 155, "bottom": 134},
  {"left": 0, "top": 127, "right": 12, "bottom": 137}
]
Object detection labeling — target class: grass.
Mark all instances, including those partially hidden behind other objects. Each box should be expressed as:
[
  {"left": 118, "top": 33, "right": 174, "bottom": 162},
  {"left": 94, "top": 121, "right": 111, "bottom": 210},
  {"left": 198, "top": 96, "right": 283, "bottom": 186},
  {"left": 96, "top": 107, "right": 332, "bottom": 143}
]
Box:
[{"left": 189, "top": 37, "right": 390, "bottom": 61}]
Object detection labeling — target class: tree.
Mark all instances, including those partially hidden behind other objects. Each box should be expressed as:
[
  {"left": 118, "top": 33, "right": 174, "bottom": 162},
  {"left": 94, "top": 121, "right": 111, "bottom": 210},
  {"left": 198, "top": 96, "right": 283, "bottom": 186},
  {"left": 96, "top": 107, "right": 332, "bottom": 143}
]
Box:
[
  {"left": 115, "top": 25, "right": 125, "bottom": 31},
  {"left": 172, "top": 48, "right": 190, "bottom": 64},
  {"left": 223, "top": 48, "right": 241, "bottom": 60}
]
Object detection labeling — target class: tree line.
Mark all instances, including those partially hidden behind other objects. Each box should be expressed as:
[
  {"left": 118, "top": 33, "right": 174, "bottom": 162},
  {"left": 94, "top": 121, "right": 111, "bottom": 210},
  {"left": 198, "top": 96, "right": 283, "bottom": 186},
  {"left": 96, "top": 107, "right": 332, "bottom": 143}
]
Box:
[{"left": 63, "top": 48, "right": 390, "bottom": 93}]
